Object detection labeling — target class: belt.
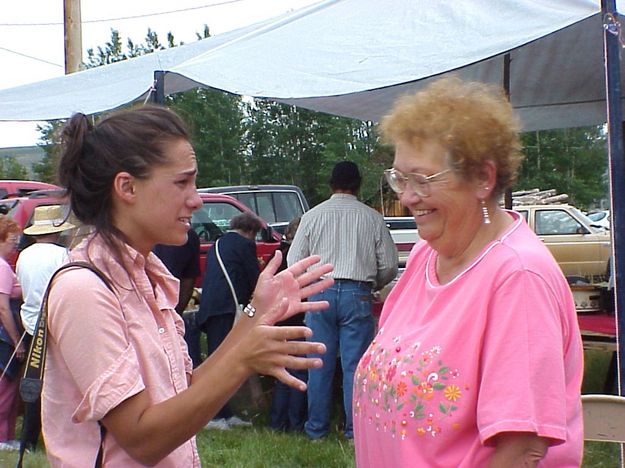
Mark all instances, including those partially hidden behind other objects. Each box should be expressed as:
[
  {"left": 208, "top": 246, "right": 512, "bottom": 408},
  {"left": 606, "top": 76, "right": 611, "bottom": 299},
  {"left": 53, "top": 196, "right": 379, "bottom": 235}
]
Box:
[{"left": 333, "top": 279, "right": 372, "bottom": 287}]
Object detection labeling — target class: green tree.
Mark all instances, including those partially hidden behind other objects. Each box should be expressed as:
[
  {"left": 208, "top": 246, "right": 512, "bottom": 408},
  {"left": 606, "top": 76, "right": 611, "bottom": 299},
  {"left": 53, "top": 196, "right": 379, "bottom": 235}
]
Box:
[
  {"left": 168, "top": 89, "right": 244, "bottom": 188},
  {"left": 518, "top": 126, "right": 607, "bottom": 209},
  {"left": 33, "top": 121, "right": 64, "bottom": 182},
  {"left": 0, "top": 156, "right": 29, "bottom": 179},
  {"left": 243, "top": 99, "right": 389, "bottom": 206}
]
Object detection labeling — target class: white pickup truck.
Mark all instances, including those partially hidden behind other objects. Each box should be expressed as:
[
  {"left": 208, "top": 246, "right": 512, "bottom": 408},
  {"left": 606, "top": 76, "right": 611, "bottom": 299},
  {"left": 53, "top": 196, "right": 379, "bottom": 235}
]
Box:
[
  {"left": 384, "top": 206, "right": 610, "bottom": 282},
  {"left": 384, "top": 217, "right": 419, "bottom": 268}
]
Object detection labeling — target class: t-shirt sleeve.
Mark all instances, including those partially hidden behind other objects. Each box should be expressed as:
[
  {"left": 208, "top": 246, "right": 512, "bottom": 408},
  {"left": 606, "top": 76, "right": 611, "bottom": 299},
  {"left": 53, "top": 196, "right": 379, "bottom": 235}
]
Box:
[
  {"left": 477, "top": 270, "right": 568, "bottom": 445},
  {"left": 0, "top": 260, "right": 15, "bottom": 295},
  {"left": 48, "top": 268, "right": 145, "bottom": 423}
]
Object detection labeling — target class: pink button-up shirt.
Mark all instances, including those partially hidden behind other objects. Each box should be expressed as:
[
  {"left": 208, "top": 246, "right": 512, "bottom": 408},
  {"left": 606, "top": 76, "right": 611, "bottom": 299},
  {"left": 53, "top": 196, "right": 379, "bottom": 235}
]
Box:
[{"left": 42, "top": 235, "right": 199, "bottom": 467}]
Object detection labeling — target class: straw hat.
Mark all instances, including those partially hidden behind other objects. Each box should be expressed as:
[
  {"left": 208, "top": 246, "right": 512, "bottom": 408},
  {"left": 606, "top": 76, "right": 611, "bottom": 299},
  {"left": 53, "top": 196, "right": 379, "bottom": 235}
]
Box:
[{"left": 23, "top": 205, "right": 76, "bottom": 236}]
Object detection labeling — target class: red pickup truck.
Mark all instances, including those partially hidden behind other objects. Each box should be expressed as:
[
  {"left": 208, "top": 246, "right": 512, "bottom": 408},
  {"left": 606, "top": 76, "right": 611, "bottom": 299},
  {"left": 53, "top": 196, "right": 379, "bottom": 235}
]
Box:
[
  {"left": 0, "top": 190, "right": 281, "bottom": 281},
  {"left": 191, "top": 193, "right": 281, "bottom": 282}
]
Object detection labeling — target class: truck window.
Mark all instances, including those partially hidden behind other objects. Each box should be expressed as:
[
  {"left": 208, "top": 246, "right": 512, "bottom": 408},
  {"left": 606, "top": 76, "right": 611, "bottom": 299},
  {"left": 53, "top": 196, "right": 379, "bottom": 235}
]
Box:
[
  {"left": 191, "top": 202, "right": 243, "bottom": 242},
  {"left": 229, "top": 191, "right": 305, "bottom": 225},
  {"left": 273, "top": 192, "right": 304, "bottom": 223},
  {"left": 535, "top": 210, "right": 583, "bottom": 235},
  {"left": 255, "top": 192, "right": 276, "bottom": 223},
  {"left": 234, "top": 193, "right": 257, "bottom": 214}
]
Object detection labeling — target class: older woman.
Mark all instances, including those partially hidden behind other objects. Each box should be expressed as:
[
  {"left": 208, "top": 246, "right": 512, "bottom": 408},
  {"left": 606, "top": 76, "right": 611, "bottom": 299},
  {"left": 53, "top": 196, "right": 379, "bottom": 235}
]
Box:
[
  {"left": 0, "top": 215, "right": 23, "bottom": 450},
  {"left": 353, "top": 78, "right": 583, "bottom": 467}
]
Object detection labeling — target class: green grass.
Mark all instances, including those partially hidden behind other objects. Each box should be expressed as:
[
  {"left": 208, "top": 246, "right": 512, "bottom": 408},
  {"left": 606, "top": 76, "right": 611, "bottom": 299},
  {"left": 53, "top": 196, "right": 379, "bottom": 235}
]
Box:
[
  {"left": 197, "top": 428, "right": 355, "bottom": 468},
  {"left": 1, "top": 350, "right": 621, "bottom": 467}
]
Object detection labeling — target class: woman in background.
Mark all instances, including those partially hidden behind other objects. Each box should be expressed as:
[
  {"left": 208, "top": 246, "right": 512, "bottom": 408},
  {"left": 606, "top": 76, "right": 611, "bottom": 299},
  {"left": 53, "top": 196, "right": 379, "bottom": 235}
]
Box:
[
  {"left": 198, "top": 212, "right": 264, "bottom": 429},
  {"left": 353, "top": 78, "right": 583, "bottom": 467},
  {"left": 0, "top": 216, "right": 23, "bottom": 451}
]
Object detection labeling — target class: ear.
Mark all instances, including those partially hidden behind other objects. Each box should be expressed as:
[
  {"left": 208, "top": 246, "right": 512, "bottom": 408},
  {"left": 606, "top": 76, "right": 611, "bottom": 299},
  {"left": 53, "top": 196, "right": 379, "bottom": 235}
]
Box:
[
  {"left": 476, "top": 160, "right": 497, "bottom": 199},
  {"left": 112, "top": 172, "right": 137, "bottom": 204}
]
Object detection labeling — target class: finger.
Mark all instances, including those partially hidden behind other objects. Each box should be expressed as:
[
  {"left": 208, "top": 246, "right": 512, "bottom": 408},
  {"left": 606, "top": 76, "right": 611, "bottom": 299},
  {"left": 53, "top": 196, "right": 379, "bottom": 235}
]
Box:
[
  {"left": 272, "top": 355, "right": 324, "bottom": 391},
  {"left": 272, "top": 368, "right": 308, "bottom": 392},
  {"left": 263, "top": 249, "right": 283, "bottom": 277},
  {"left": 283, "top": 355, "right": 324, "bottom": 370},
  {"left": 281, "top": 339, "right": 326, "bottom": 357},
  {"left": 286, "top": 255, "right": 322, "bottom": 277},
  {"left": 275, "top": 325, "right": 313, "bottom": 341},
  {"left": 300, "top": 277, "right": 334, "bottom": 299},
  {"left": 296, "top": 264, "right": 334, "bottom": 288},
  {"left": 294, "top": 300, "right": 330, "bottom": 313}
]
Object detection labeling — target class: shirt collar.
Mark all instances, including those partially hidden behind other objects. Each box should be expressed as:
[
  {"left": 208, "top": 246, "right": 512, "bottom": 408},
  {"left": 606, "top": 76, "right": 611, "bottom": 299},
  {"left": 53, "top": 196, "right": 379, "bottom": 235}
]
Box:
[{"left": 330, "top": 193, "right": 358, "bottom": 200}]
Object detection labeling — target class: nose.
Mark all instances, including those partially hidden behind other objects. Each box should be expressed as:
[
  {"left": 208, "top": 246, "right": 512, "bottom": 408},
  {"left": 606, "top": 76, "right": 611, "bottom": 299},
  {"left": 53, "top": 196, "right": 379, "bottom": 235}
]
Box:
[
  {"left": 398, "top": 186, "right": 422, "bottom": 208},
  {"left": 189, "top": 191, "right": 203, "bottom": 211}
]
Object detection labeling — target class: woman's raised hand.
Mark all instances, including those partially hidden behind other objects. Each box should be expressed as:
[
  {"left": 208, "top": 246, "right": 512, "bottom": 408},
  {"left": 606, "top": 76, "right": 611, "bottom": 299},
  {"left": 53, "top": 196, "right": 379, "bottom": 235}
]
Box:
[
  {"left": 250, "top": 250, "right": 334, "bottom": 325},
  {"left": 224, "top": 251, "right": 333, "bottom": 390}
]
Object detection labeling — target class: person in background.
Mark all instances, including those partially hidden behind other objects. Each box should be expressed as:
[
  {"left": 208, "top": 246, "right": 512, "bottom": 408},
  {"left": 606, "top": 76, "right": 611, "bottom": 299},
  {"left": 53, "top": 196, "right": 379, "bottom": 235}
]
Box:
[
  {"left": 269, "top": 217, "right": 308, "bottom": 432},
  {"left": 353, "top": 77, "right": 584, "bottom": 467},
  {"left": 288, "top": 161, "right": 398, "bottom": 441},
  {"left": 154, "top": 228, "right": 202, "bottom": 367},
  {"left": 16, "top": 204, "right": 75, "bottom": 452},
  {"left": 0, "top": 216, "right": 23, "bottom": 451},
  {"left": 42, "top": 105, "right": 333, "bottom": 467},
  {"left": 197, "top": 212, "right": 263, "bottom": 430}
]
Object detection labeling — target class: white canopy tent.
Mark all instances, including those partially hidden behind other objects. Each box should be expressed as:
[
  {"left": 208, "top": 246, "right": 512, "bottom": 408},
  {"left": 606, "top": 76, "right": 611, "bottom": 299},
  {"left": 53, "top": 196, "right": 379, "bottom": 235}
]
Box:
[
  {"left": 0, "top": 0, "right": 622, "bottom": 132},
  {"left": 1, "top": 0, "right": 625, "bottom": 391}
]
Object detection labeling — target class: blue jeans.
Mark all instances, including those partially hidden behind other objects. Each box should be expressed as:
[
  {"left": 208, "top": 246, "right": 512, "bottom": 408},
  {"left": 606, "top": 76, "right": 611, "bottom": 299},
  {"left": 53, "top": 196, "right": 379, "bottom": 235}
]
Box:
[
  {"left": 304, "top": 280, "right": 374, "bottom": 439},
  {"left": 201, "top": 314, "right": 236, "bottom": 419},
  {"left": 269, "top": 364, "right": 308, "bottom": 432}
]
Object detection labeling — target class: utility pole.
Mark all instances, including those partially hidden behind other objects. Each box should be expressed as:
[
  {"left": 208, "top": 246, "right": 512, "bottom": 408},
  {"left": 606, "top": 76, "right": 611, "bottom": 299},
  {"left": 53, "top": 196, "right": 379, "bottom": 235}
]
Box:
[{"left": 64, "top": 0, "right": 82, "bottom": 74}]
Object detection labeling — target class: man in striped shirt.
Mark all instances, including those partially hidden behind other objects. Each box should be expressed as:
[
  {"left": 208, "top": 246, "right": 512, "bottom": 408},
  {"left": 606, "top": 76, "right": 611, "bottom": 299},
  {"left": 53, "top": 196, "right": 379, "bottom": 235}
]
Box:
[{"left": 287, "top": 161, "right": 398, "bottom": 441}]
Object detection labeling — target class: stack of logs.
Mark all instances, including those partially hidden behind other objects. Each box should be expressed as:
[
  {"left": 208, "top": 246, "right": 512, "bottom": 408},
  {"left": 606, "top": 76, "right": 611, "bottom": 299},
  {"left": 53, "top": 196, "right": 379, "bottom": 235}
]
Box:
[{"left": 510, "top": 189, "right": 569, "bottom": 206}]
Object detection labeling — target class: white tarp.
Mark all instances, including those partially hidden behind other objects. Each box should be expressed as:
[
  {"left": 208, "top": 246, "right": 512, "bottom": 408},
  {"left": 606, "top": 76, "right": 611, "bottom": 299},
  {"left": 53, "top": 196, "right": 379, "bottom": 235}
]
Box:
[{"left": 0, "top": 0, "right": 622, "bottom": 131}]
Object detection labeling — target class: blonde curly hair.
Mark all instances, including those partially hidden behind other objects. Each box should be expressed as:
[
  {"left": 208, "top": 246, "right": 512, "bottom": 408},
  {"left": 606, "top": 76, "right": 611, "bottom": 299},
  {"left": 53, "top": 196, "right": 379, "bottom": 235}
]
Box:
[{"left": 379, "top": 77, "right": 524, "bottom": 198}]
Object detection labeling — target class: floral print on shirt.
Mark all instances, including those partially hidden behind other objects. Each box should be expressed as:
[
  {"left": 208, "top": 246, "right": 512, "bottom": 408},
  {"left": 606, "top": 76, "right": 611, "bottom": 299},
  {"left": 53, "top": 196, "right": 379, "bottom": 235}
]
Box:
[{"left": 354, "top": 327, "right": 469, "bottom": 440}]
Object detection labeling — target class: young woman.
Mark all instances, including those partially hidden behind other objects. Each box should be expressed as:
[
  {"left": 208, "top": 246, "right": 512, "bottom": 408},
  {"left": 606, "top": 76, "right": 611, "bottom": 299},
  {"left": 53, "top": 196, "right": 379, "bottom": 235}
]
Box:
[{"left": 42, "top": 106, "right": 333, "bottom": 467}]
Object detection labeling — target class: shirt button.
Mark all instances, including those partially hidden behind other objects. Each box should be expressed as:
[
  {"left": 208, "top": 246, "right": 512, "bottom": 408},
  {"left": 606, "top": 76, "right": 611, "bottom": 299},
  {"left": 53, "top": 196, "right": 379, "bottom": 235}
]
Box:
[{"left": 158, "top": 327, "right": 165, "bottom": 334}]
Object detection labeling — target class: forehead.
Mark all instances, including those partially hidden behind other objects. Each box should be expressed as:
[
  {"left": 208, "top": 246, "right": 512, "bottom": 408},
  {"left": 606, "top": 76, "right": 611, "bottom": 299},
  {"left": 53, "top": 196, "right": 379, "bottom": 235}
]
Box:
[
  {"left": 159, "top": 139, "right": 197, "bottom": 170},
  {"left": 394, "top": 139, "right": 447, "bottom": 171}
]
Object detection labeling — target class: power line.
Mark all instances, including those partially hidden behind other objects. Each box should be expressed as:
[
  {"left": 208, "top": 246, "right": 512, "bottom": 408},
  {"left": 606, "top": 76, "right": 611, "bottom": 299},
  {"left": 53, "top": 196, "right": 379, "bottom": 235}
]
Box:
[
  {"left": 0, "top": 46, "right": 63, "bottom": 68},
  {"left": 0, "top": 0, "right": 245, "bottom": 27}
]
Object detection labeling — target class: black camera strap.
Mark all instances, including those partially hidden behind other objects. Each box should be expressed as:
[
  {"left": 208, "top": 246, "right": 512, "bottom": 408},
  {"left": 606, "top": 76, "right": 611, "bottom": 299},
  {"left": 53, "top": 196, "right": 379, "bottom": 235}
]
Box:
[{"left": 17, "top": 261, "right": 114, "bottom": 468}]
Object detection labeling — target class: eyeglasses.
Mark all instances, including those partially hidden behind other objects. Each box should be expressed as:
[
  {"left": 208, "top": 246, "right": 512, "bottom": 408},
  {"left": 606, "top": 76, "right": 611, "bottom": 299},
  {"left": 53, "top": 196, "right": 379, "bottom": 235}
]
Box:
[{"left": 383, "top": 167, "right": 452, "bottom": 197}]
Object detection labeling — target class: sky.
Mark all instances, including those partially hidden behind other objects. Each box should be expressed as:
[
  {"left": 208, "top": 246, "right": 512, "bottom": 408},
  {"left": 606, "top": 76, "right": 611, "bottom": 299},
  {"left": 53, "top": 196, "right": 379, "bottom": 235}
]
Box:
[{"left": 0, "top": 0, "right": 320, "bottom": 148}]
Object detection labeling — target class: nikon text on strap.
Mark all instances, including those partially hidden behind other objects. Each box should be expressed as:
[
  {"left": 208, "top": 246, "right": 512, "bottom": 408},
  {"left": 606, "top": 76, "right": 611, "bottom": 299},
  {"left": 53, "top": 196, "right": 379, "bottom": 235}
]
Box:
[
  {"left": 20, "top": 261, "right": 114, "bottom": 401},
  {"left": 17, "top": 261, "right": 114, "bottom": 468}
]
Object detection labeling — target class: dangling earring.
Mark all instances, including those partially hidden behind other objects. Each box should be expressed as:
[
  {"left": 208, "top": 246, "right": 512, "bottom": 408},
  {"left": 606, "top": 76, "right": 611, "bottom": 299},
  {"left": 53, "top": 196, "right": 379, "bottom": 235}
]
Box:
[{"left": 480, "top": 199, "right": 491, "bottom": 224}]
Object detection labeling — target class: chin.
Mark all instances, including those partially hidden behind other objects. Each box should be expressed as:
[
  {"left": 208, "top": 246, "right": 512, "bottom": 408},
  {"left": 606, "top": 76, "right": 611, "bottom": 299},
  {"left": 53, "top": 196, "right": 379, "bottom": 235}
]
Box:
[{"left": 161, "top": 234, "right": 187, "bottom": 247}]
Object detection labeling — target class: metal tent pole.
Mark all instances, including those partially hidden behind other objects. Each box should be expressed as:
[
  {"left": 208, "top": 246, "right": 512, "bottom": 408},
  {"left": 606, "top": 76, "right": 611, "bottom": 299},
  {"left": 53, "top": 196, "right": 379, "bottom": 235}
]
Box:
[
  {"left": 503, "top": 53, "right": 513, "bottom": 210},
  {"left": 152, "top": 70, "right": 166, "bottom": 105},
  {"left": 602, "top": 0, "right": 625, "bottom": 395}
]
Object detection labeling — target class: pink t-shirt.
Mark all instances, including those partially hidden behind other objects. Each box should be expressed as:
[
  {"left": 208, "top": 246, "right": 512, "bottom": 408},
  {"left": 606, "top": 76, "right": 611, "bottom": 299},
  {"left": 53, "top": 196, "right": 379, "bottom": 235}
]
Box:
[
  {"left": 43, "top": 235, "right": 198, "bottom": 467},
  {"left": 0, "top": 257, "right": 21, "bottom": 298},
  {"left": 354, "top": 211, "right": 583, "bottom": 467}
]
